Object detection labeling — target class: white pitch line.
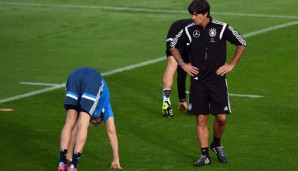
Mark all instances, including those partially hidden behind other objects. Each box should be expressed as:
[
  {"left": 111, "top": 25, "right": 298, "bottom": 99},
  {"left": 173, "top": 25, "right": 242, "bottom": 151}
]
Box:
[
  {"left": 0, "top": 84, "right": 65, "bottom": 104},
  {"left": 17, "top": 82, "right": 265, "bottom": 99},
  {"left": 211, "top": 12, "right": 298, "bottom": 19},
  {"left": 185, "top": 91, "right": 263, "bottom": 98},
  {"left": 243, "top": 20, "right": 298, "bottom": 37},
  {"left": 1, "top": 21, "right": 298, "bottom": 104},
  {"left": 19, "top": 82, "right": 62, "bottom": 87},
  {"left": 0, "top": 57, "right": 165, "bottom": 104},
  {"left": 229, "top": 93, "right": 263, "bottom": 98},
  {"left": 101, "top": 57, "right": 165, "bottom": 76},
  {"left": 1, "top": 2, "right": 298, "bottom": 19}
]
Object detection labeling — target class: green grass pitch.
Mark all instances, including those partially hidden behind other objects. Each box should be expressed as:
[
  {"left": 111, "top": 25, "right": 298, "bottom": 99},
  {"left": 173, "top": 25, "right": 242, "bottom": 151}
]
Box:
[{"left": 0, "top": 0, "right": 298, "bottom": 170}]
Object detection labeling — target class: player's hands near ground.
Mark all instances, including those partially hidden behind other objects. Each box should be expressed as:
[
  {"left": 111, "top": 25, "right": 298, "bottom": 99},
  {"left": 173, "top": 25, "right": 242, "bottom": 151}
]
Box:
[
  {"left": 110, "top": 161, "right": 122, "bottom": 169},
  {"left": 178, "top": 101, "right": 188, "bottom": 110},
  {"left": 216, "top": 63, "right": 234, "bottom": 76}
]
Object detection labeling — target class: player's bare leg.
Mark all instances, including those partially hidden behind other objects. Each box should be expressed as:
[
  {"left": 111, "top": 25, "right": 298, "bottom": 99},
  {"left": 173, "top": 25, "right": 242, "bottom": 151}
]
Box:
[
  {"left": 66, "top": 122, "right": 78, "bottom": 165},
  {"left": 68, "top": 111, "right": 90, "bottom": 170},
  {"left": 58, "top": 109, "right": 78, "bottom": 171},
  {"left": 162, "top": 56, "right": 178, "bottom": 117}
]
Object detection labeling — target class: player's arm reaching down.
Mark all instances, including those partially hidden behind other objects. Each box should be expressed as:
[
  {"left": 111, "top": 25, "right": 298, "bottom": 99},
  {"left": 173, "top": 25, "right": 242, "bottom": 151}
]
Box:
[
  {"left": 105, "top": 117, "right": 122, "bottom": 169},
  {"left": 66, "top": 117, "right": 122, "bottom": 169}
]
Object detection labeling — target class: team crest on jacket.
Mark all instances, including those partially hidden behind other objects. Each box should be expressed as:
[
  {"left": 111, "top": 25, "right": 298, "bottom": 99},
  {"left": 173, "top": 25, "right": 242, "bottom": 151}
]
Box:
[
  {"left": 209, "top": 28, "right": 217, "bottom": 37},
  {"left": 193, "top": 30, "right": 200, "bottom": 38}
]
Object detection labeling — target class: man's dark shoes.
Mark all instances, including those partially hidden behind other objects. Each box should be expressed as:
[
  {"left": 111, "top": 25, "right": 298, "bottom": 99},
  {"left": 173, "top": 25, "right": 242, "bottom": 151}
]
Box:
[
  {"left": 210, "top": 142, "right": 228, "bottom": 163},
  {"left": 193, "top": 155, "right": 211, "bottom": 167}
]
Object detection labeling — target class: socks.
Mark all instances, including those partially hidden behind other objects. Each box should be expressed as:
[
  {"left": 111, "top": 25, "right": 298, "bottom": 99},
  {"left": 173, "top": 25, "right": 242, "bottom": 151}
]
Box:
[
  {"left": 163, "top": 89, "right": 171, "bottom": 103},
  {"left": 212, "top": 136, "right": 221, "bottom": 147},
  {"left": 201, "top": 147, "right": 209, "bottom": 157},
  {"left": 71, "top": 151, "right": 81, "bottom": 168},
  {"left": 59, "top": 149, "right": 68, "bottom": 164}
]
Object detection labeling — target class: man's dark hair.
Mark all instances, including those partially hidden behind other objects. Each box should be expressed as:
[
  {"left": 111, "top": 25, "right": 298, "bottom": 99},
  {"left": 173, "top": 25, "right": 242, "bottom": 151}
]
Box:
[{"left": 188, "top": 0, "right": 211, "bottom": 17}]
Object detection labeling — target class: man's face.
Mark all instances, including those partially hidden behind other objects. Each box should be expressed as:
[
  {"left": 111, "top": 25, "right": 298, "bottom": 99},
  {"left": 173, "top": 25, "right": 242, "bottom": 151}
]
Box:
[{"left": 191, "top": 12, "right": 208, "bottom": 25}]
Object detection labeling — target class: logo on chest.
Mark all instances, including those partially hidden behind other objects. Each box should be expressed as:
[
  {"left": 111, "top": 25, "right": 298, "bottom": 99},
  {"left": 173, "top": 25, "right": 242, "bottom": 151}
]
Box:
[
  {"left": 209, "top": 28, "right": 217, "bottom": 37},
  {"left": 209, "top": 28, "right": 217, "bottom": 42},
  {"left": 193, "top": 30, "right": 200, "bottom": 38}
]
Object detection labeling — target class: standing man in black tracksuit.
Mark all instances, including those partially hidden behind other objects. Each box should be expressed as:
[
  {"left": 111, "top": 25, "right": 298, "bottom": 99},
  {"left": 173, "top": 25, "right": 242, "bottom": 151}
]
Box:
[{"left": 170, "top": 0, "right": 246, "bottom": 167}]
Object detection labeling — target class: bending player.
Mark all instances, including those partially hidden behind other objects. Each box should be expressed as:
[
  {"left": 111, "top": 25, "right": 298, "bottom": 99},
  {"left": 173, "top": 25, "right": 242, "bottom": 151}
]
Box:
[
  {"left": 57, "top": 67, "right": 122, "bottom": 171},
  {"left": 162, "top": 19, "right": 193, "bottom": 117}
]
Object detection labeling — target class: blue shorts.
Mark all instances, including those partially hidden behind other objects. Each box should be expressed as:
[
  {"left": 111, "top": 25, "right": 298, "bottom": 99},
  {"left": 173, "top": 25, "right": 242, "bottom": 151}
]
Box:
[{"left": 64, "top": 67, "right": 113, "bottom": 120}]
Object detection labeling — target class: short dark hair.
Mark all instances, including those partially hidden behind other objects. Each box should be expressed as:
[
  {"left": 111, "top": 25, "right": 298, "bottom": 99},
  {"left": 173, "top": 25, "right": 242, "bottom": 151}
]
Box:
[{"left": 188, "top": 0, "right": 210, "bottom": 17}]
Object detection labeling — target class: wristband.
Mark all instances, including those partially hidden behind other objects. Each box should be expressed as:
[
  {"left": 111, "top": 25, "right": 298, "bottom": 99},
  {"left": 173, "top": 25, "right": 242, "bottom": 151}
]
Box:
[
  {"left": 178, "top": 61, "right": 185, "bottom": 66},
  {"left": 179, "top": 99, "right": 186, "bottom": 102}
]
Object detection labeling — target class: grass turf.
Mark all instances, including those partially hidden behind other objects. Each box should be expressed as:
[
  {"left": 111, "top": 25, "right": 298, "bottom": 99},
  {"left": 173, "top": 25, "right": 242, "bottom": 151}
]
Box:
[{"left": 0, "top": 0, "right": 297, "bottom": 170}]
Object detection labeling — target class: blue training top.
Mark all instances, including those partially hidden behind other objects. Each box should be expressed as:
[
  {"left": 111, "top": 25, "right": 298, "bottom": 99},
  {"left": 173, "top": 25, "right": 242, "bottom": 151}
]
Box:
[{"left": 65, "top": 67, "right": 114, "bottom": 121}]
